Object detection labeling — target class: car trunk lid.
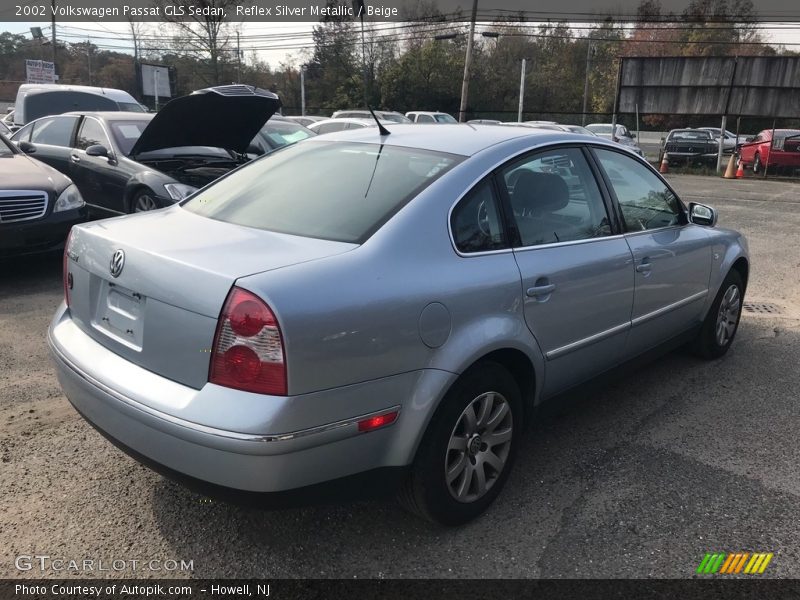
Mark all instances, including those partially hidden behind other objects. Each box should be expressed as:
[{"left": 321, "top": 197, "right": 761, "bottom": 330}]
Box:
[{"left": 65, "top": 207, "right": 356, "bottom": 389}]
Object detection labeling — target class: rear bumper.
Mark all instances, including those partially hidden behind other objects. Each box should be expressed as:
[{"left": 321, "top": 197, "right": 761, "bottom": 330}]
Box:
[
  {"left": 48, "top": 305, "right": 453, "bottom": 494},
  {"left": 0, "top": 206, "right": 87, "bottom": 257}
]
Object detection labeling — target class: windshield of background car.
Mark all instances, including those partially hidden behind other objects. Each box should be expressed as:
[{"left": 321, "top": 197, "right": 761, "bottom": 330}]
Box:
[
  {"left": 434, "top": 114, "right": 457, "bottom": 123},
  {"left": 118, "top": 102, "right": 147, "bottom": 112},
  {"left": 183, "top": 141, "right": 463, "bottom": 243},
  {"left": 107, "top": 119, "right": 151, "bottom": 155},
  {"left": 259, "top": 121, "right": 315, "bottom": 148},
  {"left": 587, "top": 125, "right": 612, "bottom": 134},
  {"left": 380, "top": 113, "right": 412, "bottom": 123}
]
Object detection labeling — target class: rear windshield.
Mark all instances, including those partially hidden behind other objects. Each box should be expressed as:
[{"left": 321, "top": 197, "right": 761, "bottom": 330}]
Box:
[
  {"left": 669, "top": 131, "right": 711, "bottom": 140},
  {"left": 183, "top": 141, "right": 463, "bottom": 243}
]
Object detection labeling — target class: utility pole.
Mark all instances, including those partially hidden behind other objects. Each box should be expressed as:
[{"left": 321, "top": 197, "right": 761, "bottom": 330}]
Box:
[
  {"left": 87, "top": 38, "right": 92, "bottom": 86},
  {"left": 517, "top": 58, "right": 526, "bottom": 122},
  {"left": 581, "top": 42, "right": 594, "bottom": 126},
  {"left": 50, "top": 0, "right": 57, "bottom": 79},
  {"left": 300, "top": 65, "right": 306, "bottom": 116},
  {"left": 236, "top": 31, "right": 241, "bottom": 84},
  {"left": 458, "top": 0, "right": 478, "bottom": 122}
]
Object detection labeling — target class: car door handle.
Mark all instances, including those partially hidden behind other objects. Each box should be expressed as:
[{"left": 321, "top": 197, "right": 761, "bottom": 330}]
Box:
[
  {"left": 526, "top": 283, "right": 556, "bottom": 297},
  {"left": 70, "top": 154, "right": 81, "bottom": 163},
  {"left": 635, "top": 261, "right": 651, "bottom": 273}
]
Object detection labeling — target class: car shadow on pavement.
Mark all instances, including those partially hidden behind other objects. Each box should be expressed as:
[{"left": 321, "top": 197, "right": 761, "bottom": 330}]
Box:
[
  {"left": 1, "top": 251, "right": 62, "bottom": 297},
  {"left": 147, "top": 318, "right": 800, "bottom": 578}
]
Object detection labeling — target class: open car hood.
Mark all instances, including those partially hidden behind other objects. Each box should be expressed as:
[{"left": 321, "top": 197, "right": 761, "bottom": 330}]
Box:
[{"left": 129, "top": 85, "right": 280, "bottom": 156}]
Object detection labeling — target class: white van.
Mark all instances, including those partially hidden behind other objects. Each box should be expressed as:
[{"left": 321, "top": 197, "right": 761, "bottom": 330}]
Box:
[{"left": 14, "top": 84, "right": 144, "bottom": 127}]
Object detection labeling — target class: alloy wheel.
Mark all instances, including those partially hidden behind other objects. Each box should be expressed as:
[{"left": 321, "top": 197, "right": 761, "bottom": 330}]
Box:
[
  {"left": 134, "top": 193, "right": 157, "bottom": 212},
  {"left": 715, "top": 284, "right": 741, "bottom": 347},
  {"left": 445, "top": 391, "right": 513, "bottom": 503}
]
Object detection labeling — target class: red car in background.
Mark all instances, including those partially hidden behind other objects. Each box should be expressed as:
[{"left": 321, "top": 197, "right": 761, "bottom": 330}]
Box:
[{"left": 738, "top": 129, "right": 800, "bottom": 174}]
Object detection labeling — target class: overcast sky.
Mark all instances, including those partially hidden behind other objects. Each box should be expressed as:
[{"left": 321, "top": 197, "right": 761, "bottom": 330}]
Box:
[{"left": 4, "top": 20, "right": 800, "bottom": 71}]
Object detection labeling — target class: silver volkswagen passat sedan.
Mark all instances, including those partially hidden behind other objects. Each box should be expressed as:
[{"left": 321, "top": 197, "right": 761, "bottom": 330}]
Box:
[{"left": 49, "top": 125, "right": 748, "bottom": 525}]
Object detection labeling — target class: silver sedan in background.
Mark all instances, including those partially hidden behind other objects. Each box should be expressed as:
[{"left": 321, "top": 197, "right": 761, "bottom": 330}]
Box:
[{"left": 49, "top": 125, "right": 748, "bottom": 525}]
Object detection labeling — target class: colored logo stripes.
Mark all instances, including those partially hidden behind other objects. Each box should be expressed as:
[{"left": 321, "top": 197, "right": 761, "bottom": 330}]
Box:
[{"left": 696, "top": 552, "right": 773, "bottom": 574}]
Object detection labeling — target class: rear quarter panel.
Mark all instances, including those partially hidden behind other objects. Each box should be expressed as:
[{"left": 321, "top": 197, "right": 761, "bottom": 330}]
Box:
[{"left": 236, "top": 142, "right": 551, "bottom": 399}]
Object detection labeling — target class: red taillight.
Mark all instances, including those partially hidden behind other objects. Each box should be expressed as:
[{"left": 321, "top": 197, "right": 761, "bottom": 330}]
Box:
[
  {"left": 209, "top": 286, "right": 287, "bottom": 395},
  {"left": 63, "top": 229, "right": 73, "bottom": 308},
  {"left": 357, "top": 410, "right": 399, "bottom": 433}
]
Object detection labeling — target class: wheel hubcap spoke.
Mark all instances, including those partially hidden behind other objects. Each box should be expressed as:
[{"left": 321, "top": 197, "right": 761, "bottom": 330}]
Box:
[{"left": 447, "top": 452, "right": 467, "bottom": 484}]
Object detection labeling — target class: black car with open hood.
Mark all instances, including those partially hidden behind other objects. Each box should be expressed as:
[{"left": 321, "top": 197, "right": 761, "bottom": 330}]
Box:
[{"left": 11, "top": 85, "right": 281, "bottom": 215}]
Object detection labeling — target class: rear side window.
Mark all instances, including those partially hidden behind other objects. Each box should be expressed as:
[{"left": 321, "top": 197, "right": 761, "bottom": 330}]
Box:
[
  {"left": 451, "top": 178, "right": 506, "bottom": 253},
  {"left": 500, "top": 147, "right": 612, "bottom": 247},
  {"left": 30, "top": 116, "right": 77, "bottom": 146},
  {"left": 184, "top": 141, "right": 463, "bottom": 243}
]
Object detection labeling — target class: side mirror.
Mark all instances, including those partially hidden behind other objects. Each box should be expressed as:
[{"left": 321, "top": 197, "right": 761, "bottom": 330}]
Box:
[
  {"left": 745, "top": 136, "right": 754, "bottom": 143},
  {"left": 246, "top": 143, "right": 262, "bottom": 155},
  {"left": 85, "top": 144, "right": 109, "bottom": 158},
  {"left": 19, "top": 141, "right": 36, "bottom": 154},
  {"left": 689, "top": 202, "right": 717, "bottom": 227}
]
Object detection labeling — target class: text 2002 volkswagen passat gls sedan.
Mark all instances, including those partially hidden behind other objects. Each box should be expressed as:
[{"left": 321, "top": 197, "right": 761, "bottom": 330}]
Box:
[{"left": 49, "top": 125, "right": 749, "bottom": 525}]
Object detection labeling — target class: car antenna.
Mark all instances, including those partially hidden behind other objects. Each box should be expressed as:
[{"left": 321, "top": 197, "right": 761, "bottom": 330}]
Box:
[{"left": 368, "top": 106, "right": 391, "bottom": 136}]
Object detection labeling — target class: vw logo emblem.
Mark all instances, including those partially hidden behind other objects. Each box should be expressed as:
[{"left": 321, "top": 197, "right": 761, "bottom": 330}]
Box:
[{"left": 109, "top": 249, "right": 125, "bottom": 278}]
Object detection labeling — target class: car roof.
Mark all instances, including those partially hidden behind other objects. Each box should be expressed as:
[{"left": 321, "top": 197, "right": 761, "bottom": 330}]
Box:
[
  {"left": 302, "top": 123, "right": 599, "bottom": 156},
  {"left": 62, "top": 111, "right": 153, "bottom": 120}
]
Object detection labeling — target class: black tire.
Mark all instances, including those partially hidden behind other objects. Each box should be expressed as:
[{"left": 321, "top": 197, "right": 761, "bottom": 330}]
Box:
[
  {"left": 129, "top": 188, "right": 159, "bottom": 213},
  {"left": 691, "top": 270, "right": 744, "bottom": 359},
  {"left": 753, "top": 153, "right": 762, "bottom": 174},
  {"left": 397, "top": 361, "right": 523, "bottom": 525}
]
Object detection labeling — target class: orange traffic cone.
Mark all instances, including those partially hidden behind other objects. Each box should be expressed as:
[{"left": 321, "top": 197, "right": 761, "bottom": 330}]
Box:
[
  {"left": 659, "top": 153, "right": 669, "bottom": 174},
  {"left": 735, "top": 159, "right": 744, "bottom": 179},
  {"left": 723, "top": 154, "right": 737, "bottom": 179}
]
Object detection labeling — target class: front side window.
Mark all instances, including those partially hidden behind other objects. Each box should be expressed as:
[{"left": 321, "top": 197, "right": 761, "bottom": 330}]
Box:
[
  {"left": 500, "top": 147, "right": 612, "bottom": 247},
  {"left": 594, "top": 148, "right": 682, "bottom": 232},
  {"left": 75, "top": 118, "right": 111, "bottom": 151},
  {"left": 451, "top": 178, "right": 506, "bottom": 253},
  {"left": 417, "top": 114, "right": 435, "bottom": 123},
  {"left": 30, "top": 116, "right": 77, "bottom": 147},
  {"left": 184, "top": 141, "right": 462, "bottom": 244}
]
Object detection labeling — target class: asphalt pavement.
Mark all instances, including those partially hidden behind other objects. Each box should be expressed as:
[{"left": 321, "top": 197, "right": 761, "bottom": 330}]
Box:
[{"left": 1, "top": 174, "right": 798, "bottom": 579}]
